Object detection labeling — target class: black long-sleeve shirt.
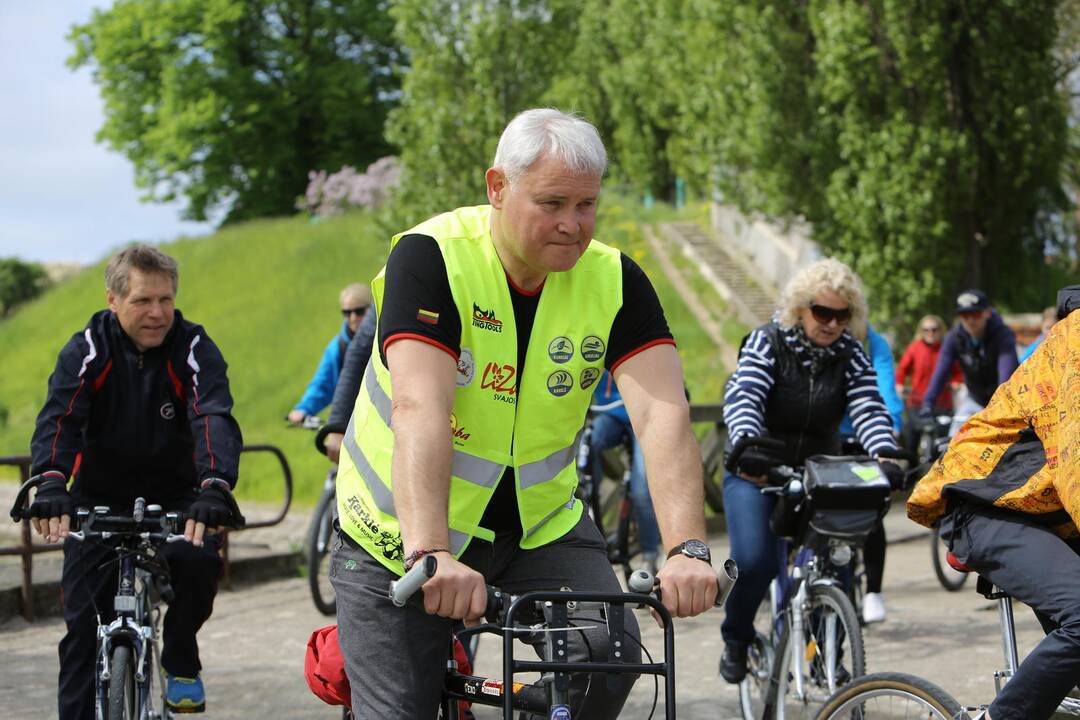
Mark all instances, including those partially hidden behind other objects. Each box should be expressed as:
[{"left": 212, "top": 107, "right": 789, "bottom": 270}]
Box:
[{"left": 30, "top": 309, "right": 242, "bottom": 507}]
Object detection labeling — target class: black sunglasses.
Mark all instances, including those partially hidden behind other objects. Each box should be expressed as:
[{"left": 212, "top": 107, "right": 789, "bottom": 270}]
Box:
[
  {"left": 809, "top": 304, "right": 852, "bottom": 325},
  {"left": 341, "top": 306, "right": 369, "bottom": 317}
]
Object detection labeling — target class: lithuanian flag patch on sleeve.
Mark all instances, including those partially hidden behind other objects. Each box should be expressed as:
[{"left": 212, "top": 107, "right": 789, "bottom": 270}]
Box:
[{"left": 417, "top": 308, "right": 440, "bottom": 324}]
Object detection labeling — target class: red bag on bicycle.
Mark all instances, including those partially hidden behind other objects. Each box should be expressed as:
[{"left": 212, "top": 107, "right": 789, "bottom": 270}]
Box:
[
  {"left": 304, "top": 624, "right": 473, "bottom": 712},
  {"left": 305, "top": 625, "right": 351, "bottom": 708}
]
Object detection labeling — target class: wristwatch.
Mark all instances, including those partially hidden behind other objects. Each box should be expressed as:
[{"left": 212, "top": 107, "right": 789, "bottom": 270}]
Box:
[{"left": 666, "top": 539, "right": 712, "bottom": 564}]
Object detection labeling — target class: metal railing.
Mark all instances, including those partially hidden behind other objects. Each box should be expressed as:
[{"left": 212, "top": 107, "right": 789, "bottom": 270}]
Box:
[{"left": 1, "top": 444, "right": 292, "bottom": 622}]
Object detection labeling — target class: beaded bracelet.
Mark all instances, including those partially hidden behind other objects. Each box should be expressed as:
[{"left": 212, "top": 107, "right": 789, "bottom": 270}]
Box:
[{"left": 403, "top": 546, "right": 451, "bottom": 572}]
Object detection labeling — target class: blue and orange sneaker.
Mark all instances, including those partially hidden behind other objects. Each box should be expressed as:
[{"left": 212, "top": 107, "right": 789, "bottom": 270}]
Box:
[{"left": 165, "top": 673, "right": 205, "bottom": 713}]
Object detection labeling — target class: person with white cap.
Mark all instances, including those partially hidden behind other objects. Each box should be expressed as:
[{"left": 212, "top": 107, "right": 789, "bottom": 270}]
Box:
[{"left": 920, "top": 289, "right": 1018, "bottom": 436}]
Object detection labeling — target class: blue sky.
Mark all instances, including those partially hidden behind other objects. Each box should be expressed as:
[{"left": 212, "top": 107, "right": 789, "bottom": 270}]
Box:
[{"left": 0, "top": 1, "right": 212, "bottom": 265}]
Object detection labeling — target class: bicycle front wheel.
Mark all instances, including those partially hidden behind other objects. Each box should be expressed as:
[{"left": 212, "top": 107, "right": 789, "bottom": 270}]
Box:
[
  {"left": 107, "top": 645, "right": 136, "bottom": 720},
  {"left": 815, "top": 671, "right": 961, "bottom": 719},
  {"left": 307, "top": 482, "right": 338, "bottom": 616},
  {"left": 930, "top": 533, "right": 968, "bottom": 592},
  {"left": 770, "top": 583, "right": 865, "bottom": 720}
]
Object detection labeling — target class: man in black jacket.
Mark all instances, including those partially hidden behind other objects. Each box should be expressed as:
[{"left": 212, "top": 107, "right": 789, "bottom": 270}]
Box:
[{"left": 28, "top": 244, "right": 243, "bottom": 718}]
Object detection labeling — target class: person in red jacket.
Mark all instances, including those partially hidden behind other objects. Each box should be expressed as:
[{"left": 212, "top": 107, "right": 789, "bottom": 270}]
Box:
[{"left": 895, "top": 314, "right": 960, "bottom": 410}]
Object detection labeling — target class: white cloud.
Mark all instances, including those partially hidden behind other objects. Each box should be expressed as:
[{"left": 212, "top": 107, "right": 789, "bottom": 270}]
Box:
[{"left": 0, "top": 1, "right": 212, "bottom": 264}]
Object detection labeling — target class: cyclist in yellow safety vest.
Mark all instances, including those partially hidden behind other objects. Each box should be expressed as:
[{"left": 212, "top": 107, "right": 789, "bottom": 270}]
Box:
[{"left": 330, "top": 108, "right": 719, "bottom": 718}]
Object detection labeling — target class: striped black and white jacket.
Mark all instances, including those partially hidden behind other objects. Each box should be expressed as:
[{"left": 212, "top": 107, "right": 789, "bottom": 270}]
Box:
[{"left": 723, "top": 321, "right": 897, "bottom": 464}]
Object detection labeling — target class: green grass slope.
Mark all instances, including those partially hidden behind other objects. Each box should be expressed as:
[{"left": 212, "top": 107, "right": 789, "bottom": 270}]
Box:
[{"left": 0, "top": 198, "right": 730, "bottom": 503}]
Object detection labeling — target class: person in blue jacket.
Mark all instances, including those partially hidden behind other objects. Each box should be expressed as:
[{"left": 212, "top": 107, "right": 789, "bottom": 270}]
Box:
[
  {"left": 839, "top": 323, "right": 903, "bottom": 625},
  {"left": 288, "top": 283, "right": 373, "bottom": 425},
  {"left": 1019, "top": 306, "right": 1057, "bottom": 363},
  {"left": 589, "top": 370, "right": 661, "bottom": 573}
]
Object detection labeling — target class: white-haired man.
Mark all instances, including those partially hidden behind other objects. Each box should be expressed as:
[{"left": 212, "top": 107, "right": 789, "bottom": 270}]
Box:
[{"left": 331, "top": 108, "right": 718, "bottom": 716}]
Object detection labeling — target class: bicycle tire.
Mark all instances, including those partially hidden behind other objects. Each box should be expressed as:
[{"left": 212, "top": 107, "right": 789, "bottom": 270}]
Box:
[
  {"left": 847, "top": 549, "right": 866, "bottom": 626},
  {"left": 107, "top": 645, "right": 135, "bottom": 720},
  {"left": 307, "top": 483, "right": 338, "bottom": 616},
  {"left": 769, "top": 583, "right": 865, "bottom": 720},
  {"left": 930, "top": 533, "right": 969, "bottom": 592},
  {"left": 738, "top": 629, "right": 774, "bottom": 720},
  {"left": 815, "top": 671, "right": 962, "bottom": 719}
]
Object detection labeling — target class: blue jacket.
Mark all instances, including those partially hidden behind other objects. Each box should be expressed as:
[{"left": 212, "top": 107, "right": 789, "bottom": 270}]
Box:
[
  {"left": 1019, "top": 335, "right": 1043, "bottom": 363},
  {"left": 592, "top": 370, "right": 630, "bottom": 425},
  {"left": 294, "top": 320, "right": 354, "bottom": 416},
  {"left": 840, "top": 324, "right": 904, "bottom": 435}
]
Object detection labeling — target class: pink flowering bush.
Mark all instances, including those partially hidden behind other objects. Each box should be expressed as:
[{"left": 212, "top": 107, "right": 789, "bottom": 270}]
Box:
[{"left": 298, "top": 156, "right": 401, "bottom": 217}]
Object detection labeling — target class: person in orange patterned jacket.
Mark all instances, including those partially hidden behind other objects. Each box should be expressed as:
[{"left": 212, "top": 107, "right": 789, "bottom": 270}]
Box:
[{"left": 907, "top": 286, "right": 1080, "bottom": 720}]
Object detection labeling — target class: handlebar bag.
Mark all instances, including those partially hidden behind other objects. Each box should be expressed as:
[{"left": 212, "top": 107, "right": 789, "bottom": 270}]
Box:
[{"left": 803, "top": 455, "right": 891, "bottom": 512}]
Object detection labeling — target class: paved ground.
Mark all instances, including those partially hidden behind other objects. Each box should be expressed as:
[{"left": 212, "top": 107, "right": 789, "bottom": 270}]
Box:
[{"left": 0, "top": 514, "right": 1049, "bottom": 719}]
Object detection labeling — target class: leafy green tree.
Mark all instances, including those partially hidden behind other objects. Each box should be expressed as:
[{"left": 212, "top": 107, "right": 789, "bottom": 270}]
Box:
[
  {"left": 385, "top": 0, "right": 580, "bottom": 224},
  {"left": 0, "top": 258, "right": 50, "bottom": 318},
  {"left": 68, "top": 0, "right": 400, "bottom": 224},
  {"left": 546, "top": 0, "right": 682, "bottom": 200},
  {"left": 670, "top": 0, "right": 1070, "bottom": 327}
]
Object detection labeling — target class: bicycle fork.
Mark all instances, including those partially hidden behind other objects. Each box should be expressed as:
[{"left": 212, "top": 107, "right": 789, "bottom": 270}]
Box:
[{"left": 788, "top": 576, "right": 810, "bottom": 702}]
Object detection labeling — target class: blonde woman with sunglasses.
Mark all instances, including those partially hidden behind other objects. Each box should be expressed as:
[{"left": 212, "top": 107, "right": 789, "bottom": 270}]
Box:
[{"left": 719, "top": 257, "right": 901, "bottom": 683}]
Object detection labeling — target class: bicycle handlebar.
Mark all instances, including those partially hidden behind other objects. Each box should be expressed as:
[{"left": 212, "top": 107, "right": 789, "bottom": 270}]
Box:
[
  {"left": 9, "top": 474, "right": 246, "bottom": 533},
  {"left": 588, "top": 399, "right": 625, "bottom": 414},
  {"left": 389, "top": 555, "right": 739, "bottom": 614}
]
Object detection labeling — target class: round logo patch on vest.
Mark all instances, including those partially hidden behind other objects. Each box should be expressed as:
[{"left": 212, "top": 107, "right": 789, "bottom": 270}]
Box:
[
  {"left": 547, "top": 370, "right": 574, "bottom": 397},
  {"left": 547, "top": 336, "right": 574, "bottom": 364},
  {"left": 581, "top": 335, "right": 606, "bottom": 362},
  {"left": 580, "top": 367, "right": 601, "bottom": 390},
  {"left": 456, "top": 348, "right": 476, "bottom": 387},
  {"left": 160, "top": 402, "right": 175, "bottom": 420}
]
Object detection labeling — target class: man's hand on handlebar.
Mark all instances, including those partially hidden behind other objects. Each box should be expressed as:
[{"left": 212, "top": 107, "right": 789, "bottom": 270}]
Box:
[
  {"left": 28, "top": 472, "right": 73, "bottom": 544},
  {"left": 419, "top": 552, "right": 487, "bottom": 626},
  {"left": 324, "top": 432, "right": 344, "bottom": 463},
  {"left": 655, "top": 554, "right": 719, "bottom": 624},
  {"left": 184, "top": 479, "right": 238, "bottom": 547}
]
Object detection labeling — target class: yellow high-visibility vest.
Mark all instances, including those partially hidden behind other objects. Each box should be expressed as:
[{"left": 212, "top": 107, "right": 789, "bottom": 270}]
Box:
[{"left": 337, "top": 204, "right": 623, "bottom": 574}]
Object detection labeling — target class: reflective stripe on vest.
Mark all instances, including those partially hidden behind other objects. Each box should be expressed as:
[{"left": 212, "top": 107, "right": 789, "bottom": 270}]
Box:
[
  {"left": 361, "top": 360, "right": 503, "bottom": 489},
  {"left": 341, "top": 413, "right": 474, "bottom": 555},
  {"left": 518, "top": 426, "right": 585, "bottom": 490}
]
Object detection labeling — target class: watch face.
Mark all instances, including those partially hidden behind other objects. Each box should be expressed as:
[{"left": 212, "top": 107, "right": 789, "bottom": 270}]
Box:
[{"left": 683, "top": 539, "right": 711, "bottom": 560}]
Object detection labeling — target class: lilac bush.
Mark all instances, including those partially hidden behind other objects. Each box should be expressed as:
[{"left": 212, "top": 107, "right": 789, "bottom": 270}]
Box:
[{"left": 298, "top": 156, "right": 401, "bottom": 217}]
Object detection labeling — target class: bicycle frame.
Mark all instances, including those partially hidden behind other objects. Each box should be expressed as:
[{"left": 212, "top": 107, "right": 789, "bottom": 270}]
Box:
[
  {"left": 71, "top": 504, "right": 185, "bottom": 720},
  {"left": 438, "top": 587, "right": 677, "bottom": 719},
  {"left": 95, "top": 546, "right": 162, "bottom": 720},
  {"left": 989, "top": 585, "right": 1080, "bottom": 715}
]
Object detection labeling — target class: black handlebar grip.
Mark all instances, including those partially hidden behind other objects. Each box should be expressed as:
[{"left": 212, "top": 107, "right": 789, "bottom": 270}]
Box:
[
  {"left": 314, "top": 422, "right": 347, "bottom": 457},
  {"left": 9, "top": 475, "right": 46, "bottom": 522},
  {"left": 725, "top": 435, "right": 787, "bottom": 473}
]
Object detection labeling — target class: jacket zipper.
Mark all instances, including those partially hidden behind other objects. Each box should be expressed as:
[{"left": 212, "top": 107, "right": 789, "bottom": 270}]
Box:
[{"left": 796, "top": 374, "right": 813, "bottom": 463}]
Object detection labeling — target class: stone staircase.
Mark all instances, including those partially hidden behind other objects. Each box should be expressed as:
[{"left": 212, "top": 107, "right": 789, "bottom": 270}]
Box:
[{"left": 660, "top": 222, "right": 777, "bottom": 327}]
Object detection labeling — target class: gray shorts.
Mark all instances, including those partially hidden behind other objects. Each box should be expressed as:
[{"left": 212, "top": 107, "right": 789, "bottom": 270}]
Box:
[{"left": 330, "top": 514, "right": 641, "bottom": 718}]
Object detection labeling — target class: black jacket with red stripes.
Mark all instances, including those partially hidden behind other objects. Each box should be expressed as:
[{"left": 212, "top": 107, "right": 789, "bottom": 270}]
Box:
[{"left": 30, "top": 309, "right": 242, "bottom": 508}]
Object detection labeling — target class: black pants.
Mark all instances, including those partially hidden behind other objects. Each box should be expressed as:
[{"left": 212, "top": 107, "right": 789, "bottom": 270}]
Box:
[
  {"left": 863, "top": 522, "right": 886, "bottom": 594},
  {"left": 58, "top": 535, "right": 222, "bottom": 720},
  {"left": 331, "top": 513, "right": 641, "bottom": 719},
  {"left": 940, "top": 503, "right": 1080, "bottom": 720}
]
